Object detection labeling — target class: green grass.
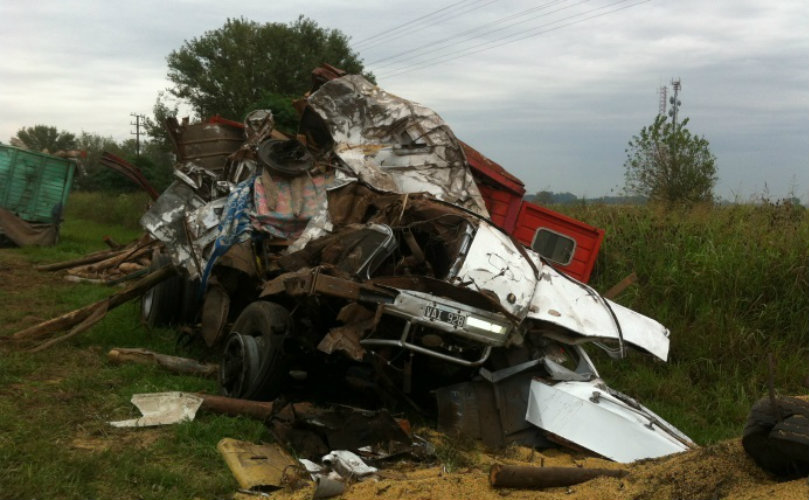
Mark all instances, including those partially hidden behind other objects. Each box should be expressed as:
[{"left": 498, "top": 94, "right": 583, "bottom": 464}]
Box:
[
  {"left": 559, "top": 201, "right": 809, "bottom": 443},
  {"left": 0, "top": 199, "right": 269, "bottom": 499}
]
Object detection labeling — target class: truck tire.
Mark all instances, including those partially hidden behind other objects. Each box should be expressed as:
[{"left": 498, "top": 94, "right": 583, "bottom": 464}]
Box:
[
  {"left": 219, "top": 301, "right": 291, "bottom": 401},
  {"left": 141, "top": 254, "right": 183, "bottom": 328},
  {"left": 742, "top": 396, "right": 809, "bottom": 478}
]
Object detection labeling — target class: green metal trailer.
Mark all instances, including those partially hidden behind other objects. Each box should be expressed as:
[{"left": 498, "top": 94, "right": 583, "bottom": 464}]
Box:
[{"left": 0, "top": 144, "right": 77, "bottom": 245}]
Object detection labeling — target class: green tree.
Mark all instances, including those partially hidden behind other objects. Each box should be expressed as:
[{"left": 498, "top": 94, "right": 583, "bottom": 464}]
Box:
[
  {"left": 144, "top": 92, "right": 179, "bottom": 152},
  {"left": 166, "top": 16, "right": 371, "bottom": 120},
  {"left": 12, "top": 125, "right": 77, "bottom": 153},
  {"left": 624, "top": 115, "right": 717, "bottom": 205}
]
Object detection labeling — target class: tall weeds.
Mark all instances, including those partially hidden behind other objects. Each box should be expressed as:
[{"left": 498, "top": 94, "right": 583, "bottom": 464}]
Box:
[{"left": 562, "top": 201, "right": 809, "bottom": 442}]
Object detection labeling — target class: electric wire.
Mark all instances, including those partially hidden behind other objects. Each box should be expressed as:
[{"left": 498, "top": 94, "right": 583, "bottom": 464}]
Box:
[
  {"left": 352, "top": 0, "right": 492, "bottom": 50},
  {"left": 378, "top": 0, "right": 649, "bottom": 79},
  {"left": 356, "top": 0, "right": 501, "bottom": 53},
  {"left": 368, "top": 0, "right": 580, "bottom": 68}
]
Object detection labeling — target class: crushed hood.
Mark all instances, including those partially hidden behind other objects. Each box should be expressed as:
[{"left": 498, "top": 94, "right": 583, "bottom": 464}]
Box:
[{"left": 306, "top": 75, "right": 489, "bottom": 217}]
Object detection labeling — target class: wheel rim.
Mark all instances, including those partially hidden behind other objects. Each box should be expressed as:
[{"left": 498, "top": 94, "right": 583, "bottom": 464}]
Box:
[
  {"left": 220, "top": 333, "right": 262, "bottom": 397},
  {"left": 141, "top": 287, "right": 155, "bottom": 319}
]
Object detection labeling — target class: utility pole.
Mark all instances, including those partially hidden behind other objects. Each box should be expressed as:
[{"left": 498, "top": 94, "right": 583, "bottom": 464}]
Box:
[
  {"left": 130, "top": 113, "right": 146, "bottom": 158},
  {"left": 668, "top": 78, "right": 682, "bottom": 126},
  {"left": 658, "top": 85, "right": 667, "bottom": 117}
]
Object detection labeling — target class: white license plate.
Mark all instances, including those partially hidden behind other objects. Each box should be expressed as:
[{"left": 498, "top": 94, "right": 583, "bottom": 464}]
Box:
[{"left": 423, "top": 305, "right": 466, "bottom": 328}]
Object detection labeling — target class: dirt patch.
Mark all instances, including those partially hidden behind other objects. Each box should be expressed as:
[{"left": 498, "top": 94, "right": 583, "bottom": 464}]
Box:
[
  {"left": 0, "top": 252, "right": 78, "bottom": 336},
  {"left": 71, "top": 429, "right": 163, "bottom": 453},
  {"left": 256, "top": 439, "right": 807, "bottom": 500}
]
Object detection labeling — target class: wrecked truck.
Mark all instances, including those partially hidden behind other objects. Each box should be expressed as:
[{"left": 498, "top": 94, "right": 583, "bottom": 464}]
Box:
[{"left": 141, "top": 69, "right": 694, "bottom": 462}]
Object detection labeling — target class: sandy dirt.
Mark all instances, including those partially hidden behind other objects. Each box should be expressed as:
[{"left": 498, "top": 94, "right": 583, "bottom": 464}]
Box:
[{"left": 251, "top": 438, "right": 807, "bottom": 500}]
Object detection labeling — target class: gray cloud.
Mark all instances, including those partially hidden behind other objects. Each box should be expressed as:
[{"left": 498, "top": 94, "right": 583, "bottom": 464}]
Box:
[{"left": 1, "top": 0, "right": 806, "bottom": 201}]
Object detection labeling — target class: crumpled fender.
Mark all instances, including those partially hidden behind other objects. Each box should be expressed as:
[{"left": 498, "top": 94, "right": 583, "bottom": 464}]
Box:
[{"left": 527, "top": 260, "right": 670, "bottom": 361}]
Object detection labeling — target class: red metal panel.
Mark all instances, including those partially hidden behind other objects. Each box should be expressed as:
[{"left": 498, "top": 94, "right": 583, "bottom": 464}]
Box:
[
  {"left": 461, "top": 141, "right": 525, "bottom": 197},
  {"left": 477, "top": 182, "right": 523, "bottom": 232},
  {"left": 514, "top": 201, "right": 604, "bottom": 283}
]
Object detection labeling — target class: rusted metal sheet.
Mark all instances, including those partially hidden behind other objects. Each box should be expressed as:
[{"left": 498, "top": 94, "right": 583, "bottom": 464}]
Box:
[{"left": 166, "top": 117, "right": 244, "bottom": 172}]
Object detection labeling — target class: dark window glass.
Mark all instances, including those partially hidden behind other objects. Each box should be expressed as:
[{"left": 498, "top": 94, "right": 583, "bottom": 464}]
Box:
[{"left": 532, "top": 228, "right": 576, "bottom": 265}]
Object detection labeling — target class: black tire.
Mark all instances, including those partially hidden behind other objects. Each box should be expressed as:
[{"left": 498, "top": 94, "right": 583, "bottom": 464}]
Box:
[
  {"left": 742, "top": 396, "right": 809, "bottom": 478},
  {"left": 140, "top": 254, "right": 183, "bottom": 328},
  {"left": 179, "top": 278, "right": 201, "bottom": 325},
  {"left": 219, "top": 301, "right": 291, "bottom": 401}
]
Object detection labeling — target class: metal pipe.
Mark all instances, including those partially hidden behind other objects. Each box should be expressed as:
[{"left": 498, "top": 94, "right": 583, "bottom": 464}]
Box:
[{"left": 361, "top": 321, "right": 491, "bottom": 367}]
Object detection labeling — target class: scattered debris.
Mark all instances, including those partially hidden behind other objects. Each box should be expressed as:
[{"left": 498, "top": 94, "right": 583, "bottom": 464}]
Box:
[
  {"left": 321, "top": 450, "right": 378, "bottom": 479},
  {"left": 525, "top": 378, "right": 694, "bottom": 462},
  {"left": 35, "top": 234, "right": 157, "bottom": 283},
  {"left": 11, "top": 266, "right": 175, "bottom": 350},
  {"left": 311, "top": 474, "right": 345, "bottom": 499},
  {"left": 197, "top": 393, "right": 275, "bottom": 420},
  {"left": 99, "top": 152, "right": 160, "bottom": 200},
  {"left": 0, "top": 144, "right": 79, "bottom": 246},
  {"left": 107, "top": 348, "right": 218, "bottom": 378},
  {"left": 217, "top": 438, "right": 303, "bottom": 491},
  {"left": 489, "top": 464, "right": 628, "bottom": 489},
  {"left": 109, "top": 392, "right": 203, "bottom": 428}
]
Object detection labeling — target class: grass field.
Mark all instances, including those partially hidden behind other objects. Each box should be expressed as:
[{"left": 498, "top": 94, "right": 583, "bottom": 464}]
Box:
[
  {"left": 0, "top": 192, "right": 268, "bottom": 499},
  {"left": 561, "top": 200, "right": 809, "bottom": 442},
  {"left": 0, "top": 192, "right": 807, "bottom": 498}
]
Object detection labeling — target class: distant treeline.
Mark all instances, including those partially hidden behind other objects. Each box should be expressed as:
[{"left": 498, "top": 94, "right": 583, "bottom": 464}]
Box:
[{"left": 528, "top": 191, "right": 647, "bottom": 205}]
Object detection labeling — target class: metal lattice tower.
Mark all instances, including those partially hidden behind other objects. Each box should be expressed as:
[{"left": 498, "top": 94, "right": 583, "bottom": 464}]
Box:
[
  {"left": 668, "top": 78, "right": 682, "bottom": 125},
  {"left": 658, "top": 86, "right": 667, "bottom": 116}
]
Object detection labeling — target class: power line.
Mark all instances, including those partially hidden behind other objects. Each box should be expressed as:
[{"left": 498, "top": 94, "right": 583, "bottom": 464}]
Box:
[
  {"left": 368, "top": 0, "right": 578, "bottom": 69},
  {"left": 379, "top": 0, "right": 633, "bottom": 76},
  {"left": 378, "top": 0, "right": 649, "bottom": 79},
  {"left": 352, "top": 0, "right": 481, "bottom": 49},
  {"left": 356, "top": 0, "right": 499, "bottom": 52}
]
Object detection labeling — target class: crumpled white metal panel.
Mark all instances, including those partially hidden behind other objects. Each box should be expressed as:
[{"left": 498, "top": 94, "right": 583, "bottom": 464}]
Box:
[
  {"left": 527, "top": 257, "right": 670, "bottom": 361},
  {"left": 454, "top": 222, "right": 537, "bottom": 319},
  {"left": 307, "top": 75, "right": 489, "bottom": 217},
  {"left": 525, "top": 379, "right": 694, "bottom": 463},
  {"left": 109, "top": 392, "right": 203, "bottom": 428}
]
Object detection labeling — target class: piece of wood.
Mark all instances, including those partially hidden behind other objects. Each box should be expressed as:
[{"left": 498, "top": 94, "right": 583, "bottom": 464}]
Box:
[
  {"left": 108, "top": 348, "right": 218, "bottom": 378},
  {"left": 35, "top": 248, "right": 128, "bottom": 272},
  {"left": 69, "top": 243, "right": 155, "bottom": 276},
  {"left": 489, "top": 465, "right": 627, "bottom": 489},
  {"left": 198, "top": 394, "right": 275, "bottom": 420},
  {"left": 29, "top": 301, "right": 110, "bottom": 352},
  {"left": 118, "top": 262, "right": 144, "bottom": 273},
  {"left": 603, "top": 272, "right": 638, "bottom": 300},
  {"left": 11, "top": 266, "right": 176, "bottom": 342},
  {"left": 64, "top": 275, "right": 107, "bottom": 285},
  {"left": 103, "top": 235, "right": 123, "bottom": 249}
]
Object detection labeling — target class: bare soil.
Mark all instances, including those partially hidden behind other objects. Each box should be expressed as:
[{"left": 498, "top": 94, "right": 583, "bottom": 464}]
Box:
[{"left": 255, "top": 439, "right": 807, "bottom": 500}]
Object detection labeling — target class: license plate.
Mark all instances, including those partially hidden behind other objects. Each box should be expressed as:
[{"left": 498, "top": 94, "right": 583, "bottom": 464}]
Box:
[{"left": 423, "top": 305, "right": 466, "bottom": 328}]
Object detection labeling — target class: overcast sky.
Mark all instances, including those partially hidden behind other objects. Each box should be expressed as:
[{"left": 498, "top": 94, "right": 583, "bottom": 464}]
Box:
[{"left": 2, "top": 0, "right": 807, "bottom": 201}]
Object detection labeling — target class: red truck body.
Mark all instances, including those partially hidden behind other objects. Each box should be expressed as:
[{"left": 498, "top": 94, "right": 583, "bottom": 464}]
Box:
[{"left": 462, "top": 142, "right": 604, "bottom": 283}]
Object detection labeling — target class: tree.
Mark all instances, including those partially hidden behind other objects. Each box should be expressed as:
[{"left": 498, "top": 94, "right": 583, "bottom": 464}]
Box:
[
  {"left": 624, "top": 115, "right": 717, "bottom": 205},
  {"left": 12, "top": 125, "right": 77, "bottom": 153},
  {"left": 166, "top": 16, "right": 371, "bottom": 120}
]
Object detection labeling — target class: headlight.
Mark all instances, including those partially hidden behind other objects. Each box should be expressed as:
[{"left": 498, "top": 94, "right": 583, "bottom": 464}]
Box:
[{"left": 466, "top": 316, "right": 508, "bottom": 335}]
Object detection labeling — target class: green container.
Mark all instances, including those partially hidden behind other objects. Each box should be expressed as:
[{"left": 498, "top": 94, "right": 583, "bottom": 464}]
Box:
[{"left": 0, "top": 144, "right": 76, "bottom": 223}]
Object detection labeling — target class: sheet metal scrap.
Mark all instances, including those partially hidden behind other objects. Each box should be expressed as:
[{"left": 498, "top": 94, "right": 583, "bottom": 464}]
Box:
[
  {"left": 304, "top": 75, "right": 489, "bottom": 217},
  {"left": 217, "top": 438, "right": 304, "bottom": 491}
]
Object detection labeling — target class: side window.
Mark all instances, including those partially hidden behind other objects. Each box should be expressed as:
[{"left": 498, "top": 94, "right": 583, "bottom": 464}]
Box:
[{"left": 532, "top": 228, "right": 576, "bottom": 266}]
